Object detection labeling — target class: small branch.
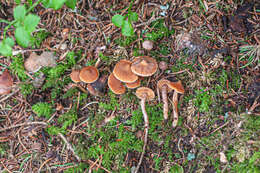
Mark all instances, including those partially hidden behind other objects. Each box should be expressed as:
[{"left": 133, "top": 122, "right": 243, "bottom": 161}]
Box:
[
  {"left": 58, "top": 133, "right": 81, "bottom": 162},
  {"left": 0, "top": 121, "right": 47, "bottom": 133}
]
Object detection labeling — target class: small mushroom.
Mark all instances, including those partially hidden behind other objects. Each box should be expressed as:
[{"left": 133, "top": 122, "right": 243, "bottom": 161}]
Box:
[
  {"left": 0, "top": 69, "right": 13, "bottom": 95},
  {"left": 159, "top": 61, "right": 168, "bottom": 71},
  {"left": 135, "top": 87, "right": 155, "bottom": 173},
  {"left": 157, "top": 79, "right": 178, "bottom": 121},
  {"left": 125, "top": 78, "right": 141, "bottom": 89},
  {"left": 108, "top": 73, "right": 126, "bottom": 94},
  {"left": 131, "top": 56, "right": 158, "bottom": 77},
  {"left": 142, "top": 40, "right": 153, "bottom": 51},
  {"left": 87, "top": 75, "right": 107, "bottom": 96},
  {"left": 70, "top": 69, "right": 81, "bottom": 83},
  {"left": 113, "top": 59, "right": 138, "bottom": 83},
  {"left": 170, "top": 81, "right": 184, "bottom": 128},
  {"left": 79, "top": 66, "right": 99, "bottom": 83}
]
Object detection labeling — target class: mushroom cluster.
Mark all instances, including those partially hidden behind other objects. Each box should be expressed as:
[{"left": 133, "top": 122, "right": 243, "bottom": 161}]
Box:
[
  {"left": 157, "top": 78, "right": 184, "bottom": 127},
  {"left": 108, "top": 56, "right": 158, "bottom": 94},
  {"left": 70, "top": 65, "right": 106, "bottom": 96}
]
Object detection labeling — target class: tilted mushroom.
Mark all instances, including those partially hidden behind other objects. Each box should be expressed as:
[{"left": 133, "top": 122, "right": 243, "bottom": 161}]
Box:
[
  {"left": 70, "top": 69, "right": 81, "bottom": 83},
  {"left": 125, "top": 78, "right": 141, "bottom": 89},
  {"left": 135, "top": 87, "right": 155, "bottom": 173},
  {"left": 108, "top": 73, "right": 126, "bottom": 95},
  {"left": 170, "top": 81, "right": 184, "bottom": 128},
  {"left": 0, "top": 69, "right": 13, "bottom": 95},
  {"left": 79, "top": 66, "right": 99, "bottom": 83},
  {"left": 131, "top": 56, "right": 158, "bottom": 77},
  {"left": 113, "top": 59, "right": 138, "bottom": 83},
  {"left": 157, "top": 79, "right": 175, "bottom": 121}
]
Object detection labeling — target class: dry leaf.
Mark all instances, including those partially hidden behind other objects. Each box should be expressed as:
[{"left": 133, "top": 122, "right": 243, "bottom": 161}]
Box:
[{"left": 0, "top": 69, "right": 13, "bottom": 95}]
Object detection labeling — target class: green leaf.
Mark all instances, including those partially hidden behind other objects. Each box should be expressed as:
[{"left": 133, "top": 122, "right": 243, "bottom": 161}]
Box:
[
  {"left": 129, "top": 12, "right": 138, "bottom": 22},
  {"left": 5, "top": 37, "right": 15, "bottom": 47},
  {"left": 122, "top": 20, "right": 134, "bottom": 37},
  {"left": 65, "top": 0, "right": 77, "bottom": 9},
  {"left": 24, "top": 14, "right": 40, "bottom": 33},
  {"left": 112, "top": 14, "right": 124, "bottom": 27},
  {"left": 15, "top": 26, "right": 31, "bottom": 48},
  {"left": 0, "top": 42, "right": 12, "bottom": 56},
  {"left": 13, "top": 5, "right": 26, "bottom": 21},
  {"left": 43, "top": 0, "right": 67, "bottom": 10}
]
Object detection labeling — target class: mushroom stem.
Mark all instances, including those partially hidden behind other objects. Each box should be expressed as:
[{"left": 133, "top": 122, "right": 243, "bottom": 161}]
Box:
[
  {"left": 172, "top": 91, "right": 179, "bottom": 128},
  {"left": 161, "top": 85, "right": 169, "bottom": 121},
  {"left": 135, "top": 98, "right": 149, "bottom": 173}
]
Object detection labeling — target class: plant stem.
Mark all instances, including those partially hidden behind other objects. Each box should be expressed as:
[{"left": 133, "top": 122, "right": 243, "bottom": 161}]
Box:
[{"left": 135, "top": 98, "right": 148, "bottom": 173}]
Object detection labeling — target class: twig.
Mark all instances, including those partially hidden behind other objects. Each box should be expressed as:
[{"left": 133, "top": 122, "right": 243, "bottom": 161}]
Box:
[
  {"left": 0, "top": 88, "right": 19, "bottom": 103},
  {"left": 38, "top": 158, "right": 52, "bottom": 173},
  {"left": 135, "top": 16, "right": 165, "bottom": 28},
  {"left": 177, "top": 138, "right": 185, "bottom": 164},
  {"left": 0, "top": 121, "right": 47, "bottom": 132},
  {"left": 87, "top": 160, "right": 111, "bottom": 173},
  {"left": 58, "top": 133, "right": 81, "bottom": 162},
  {"left": 208, "top": 121, "right": 229, "bottom": 136}
]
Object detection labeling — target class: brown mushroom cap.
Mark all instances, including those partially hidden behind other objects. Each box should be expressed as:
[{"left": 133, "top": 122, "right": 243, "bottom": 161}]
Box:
[
  {"left": 136, "top": 87, "right": 155, "bottom": 101},
  {"left": 70, "top": 69, "right": 81, "bottom": 83},
  {"left": 79, "top": 66, "right": 99, "bottom": 83},
  {"left": 157, "top": 79, "right": 173, "bottom": 92},
  {"left": 24, "top": 52, "right": 41, "bottom": 72},
  {"left": 0, "top": 69, "right": 13, "bottom": 95},
  {"left": 113, "top": 59, "right": 138, "bottom": 83},
  {"left": 108, "top": 73, "right": 126, "bottom": 94},
  {"left": 125, "top": 78, "right": 141, "bottom": 89},
  {"left": 131, "top": 56, "right": 158, "bottom": 77},
  {"left": 157, "top": 79, "right": 184, "bottom": 94},
  {"left": 170, "top": 80, "right": 185, "bottom": 94}
]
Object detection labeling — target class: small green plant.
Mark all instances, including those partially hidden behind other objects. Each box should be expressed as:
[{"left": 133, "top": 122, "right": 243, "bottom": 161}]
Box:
[
  {"left": 239, "top": 45, "right": 260, "bottom": 68},
  {"left": 32, "top": 102, "right": 53, "bottom": 119},
  {"left": 112, "top": 0, "right": 138, "bottom": 37},
  {"left": 0, "top": 0, "right": 76, "bottom": 57},
  {"left": 42, "top": 0, "right": 77, "bottom": 10},
  {"left": 194, "top": 88, "right": 212, "bottom": 112}
]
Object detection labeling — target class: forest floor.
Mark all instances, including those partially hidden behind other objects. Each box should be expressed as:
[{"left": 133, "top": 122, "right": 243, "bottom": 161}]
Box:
[{"left": 0, "top": 0, "right": 259, "bottom": 172}]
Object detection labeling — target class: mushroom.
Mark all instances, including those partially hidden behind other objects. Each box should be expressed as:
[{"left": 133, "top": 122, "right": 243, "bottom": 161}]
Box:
[
  {"left": 70, "top": 69, "right": 81, "bottom": 83},
  {"left": 170, "top": 81, "right": 184, "bottom": 128},
  {"left": 125, "top": 78, "right": 141, "bottom": 89},
  {"left": 142, "top": 40, "right": 153, "bottom": 51},
  {"left": 108, "top": 73, "right": 126, "bottom": 94},
  {"left": 135, "top": 87, "right": 155, "bottom": 173},
  {"left": 131, "top": 56, "right": 158, "bottom": 77},
  {"left": 79, "top": 66, "right": 99, "bottom": 83},
  {"left": 0, "top": 69, "right": 13, "bottom": 95},
  {"left": 113, "top": 59, "right": 138, "bottom": 83},
  {"left": 157, "top": 79, "right": 177, "bottom": 121},
  {"left": 87, "top": 75, "right": 107, "bottom": 96}
]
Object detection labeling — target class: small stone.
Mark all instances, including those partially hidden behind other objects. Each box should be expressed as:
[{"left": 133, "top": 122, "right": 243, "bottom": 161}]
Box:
[
  {"left": 142, "top": 40, "right": 153, "bottom": 50},
  {"left": 159, "top": 61, "right": 168, "bottom": 71}
]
